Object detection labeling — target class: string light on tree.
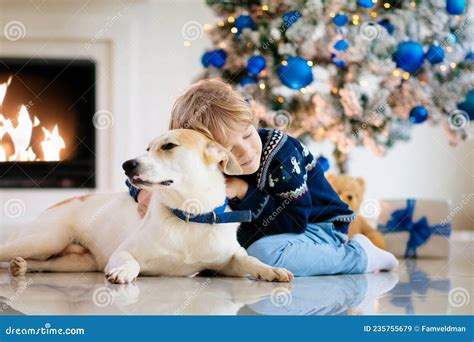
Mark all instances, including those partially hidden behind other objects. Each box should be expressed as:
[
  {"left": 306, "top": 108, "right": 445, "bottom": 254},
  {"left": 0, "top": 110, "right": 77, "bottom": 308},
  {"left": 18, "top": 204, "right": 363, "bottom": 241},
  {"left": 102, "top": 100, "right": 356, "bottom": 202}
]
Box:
[{"left": 199, "top": 0, "right": 473, "bottom": 173}]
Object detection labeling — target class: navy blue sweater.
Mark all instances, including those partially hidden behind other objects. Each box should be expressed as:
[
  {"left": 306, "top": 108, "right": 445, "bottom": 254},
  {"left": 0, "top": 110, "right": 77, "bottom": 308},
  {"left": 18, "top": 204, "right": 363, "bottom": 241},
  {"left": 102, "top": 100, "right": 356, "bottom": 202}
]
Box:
[{"left": 126, "top": 128, "right": 355, "bottom": 248}]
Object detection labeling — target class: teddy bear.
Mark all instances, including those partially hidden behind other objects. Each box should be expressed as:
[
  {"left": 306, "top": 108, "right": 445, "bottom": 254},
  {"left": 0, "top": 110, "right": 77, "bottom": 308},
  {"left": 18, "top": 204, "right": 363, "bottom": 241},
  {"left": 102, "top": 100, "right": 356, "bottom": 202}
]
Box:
[{"left": 326, "top": 174, "right": 386, "bottom": 249}]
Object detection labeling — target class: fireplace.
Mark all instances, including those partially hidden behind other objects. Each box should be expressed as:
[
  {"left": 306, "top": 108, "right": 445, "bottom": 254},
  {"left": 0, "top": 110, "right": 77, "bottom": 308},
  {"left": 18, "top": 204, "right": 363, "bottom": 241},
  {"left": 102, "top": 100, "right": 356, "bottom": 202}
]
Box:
[{"left": 0, "top": 58, "right": 96, "bottom": 188}]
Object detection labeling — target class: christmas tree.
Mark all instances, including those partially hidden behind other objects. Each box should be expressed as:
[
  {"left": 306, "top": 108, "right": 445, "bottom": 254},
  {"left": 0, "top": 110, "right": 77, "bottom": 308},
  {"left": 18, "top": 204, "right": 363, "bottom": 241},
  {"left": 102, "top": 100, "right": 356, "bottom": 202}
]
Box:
[{"left": 199, "top": 0, "right": 473, "bottom": 172}]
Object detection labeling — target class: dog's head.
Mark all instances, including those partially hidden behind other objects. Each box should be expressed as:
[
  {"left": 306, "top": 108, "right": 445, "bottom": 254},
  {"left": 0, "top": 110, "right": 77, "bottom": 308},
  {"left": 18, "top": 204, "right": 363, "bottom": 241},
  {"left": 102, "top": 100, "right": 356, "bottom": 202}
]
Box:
[{"left": 122, "top": 129, "right": 242, "bottom": 193}]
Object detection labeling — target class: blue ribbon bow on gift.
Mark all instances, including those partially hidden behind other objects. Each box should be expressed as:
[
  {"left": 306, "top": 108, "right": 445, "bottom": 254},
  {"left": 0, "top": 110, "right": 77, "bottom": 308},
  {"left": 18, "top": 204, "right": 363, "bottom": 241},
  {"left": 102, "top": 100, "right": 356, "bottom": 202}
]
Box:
[{"left": 378, "top": 199, "right": 451, "bottom": 258}]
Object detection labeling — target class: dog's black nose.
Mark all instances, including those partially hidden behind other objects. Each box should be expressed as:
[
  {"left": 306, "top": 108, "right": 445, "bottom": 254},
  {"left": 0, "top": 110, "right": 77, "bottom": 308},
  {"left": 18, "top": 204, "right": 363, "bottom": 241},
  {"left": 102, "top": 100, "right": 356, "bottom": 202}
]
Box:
[{"left": 122, "top": 159, "right": 139, "bottom": 174}]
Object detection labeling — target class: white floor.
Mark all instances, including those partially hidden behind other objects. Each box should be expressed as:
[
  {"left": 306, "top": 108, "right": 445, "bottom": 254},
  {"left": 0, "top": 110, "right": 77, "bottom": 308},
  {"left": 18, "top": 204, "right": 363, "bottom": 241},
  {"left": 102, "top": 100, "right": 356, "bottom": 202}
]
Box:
[{"left": 0, "top": 232, "right": 472, "bottom": 315}]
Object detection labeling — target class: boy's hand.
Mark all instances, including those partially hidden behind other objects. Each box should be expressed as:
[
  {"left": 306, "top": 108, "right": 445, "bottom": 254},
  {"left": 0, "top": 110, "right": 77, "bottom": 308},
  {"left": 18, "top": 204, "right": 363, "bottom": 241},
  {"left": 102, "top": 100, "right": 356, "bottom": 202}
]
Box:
[
  {"left": 225, "top": 177, "right": 249, "bottom": 200},
  {"left": 137, "top": 190, "right": 151, "bottom": 218}
]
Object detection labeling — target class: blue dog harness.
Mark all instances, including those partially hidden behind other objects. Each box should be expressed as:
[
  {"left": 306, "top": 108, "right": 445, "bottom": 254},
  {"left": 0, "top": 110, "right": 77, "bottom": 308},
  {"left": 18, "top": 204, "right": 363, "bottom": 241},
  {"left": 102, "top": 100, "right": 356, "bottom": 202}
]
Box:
[{"left": 172, "top": 198, "right": 252, "bottom": 224}]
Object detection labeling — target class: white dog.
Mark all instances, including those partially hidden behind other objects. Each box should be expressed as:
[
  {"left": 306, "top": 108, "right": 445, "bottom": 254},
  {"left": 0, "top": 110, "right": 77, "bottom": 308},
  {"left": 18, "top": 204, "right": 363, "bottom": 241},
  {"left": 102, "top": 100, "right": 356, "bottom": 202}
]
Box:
[{"left": 0, "top": 129, "right": 293, "bottom": 284}]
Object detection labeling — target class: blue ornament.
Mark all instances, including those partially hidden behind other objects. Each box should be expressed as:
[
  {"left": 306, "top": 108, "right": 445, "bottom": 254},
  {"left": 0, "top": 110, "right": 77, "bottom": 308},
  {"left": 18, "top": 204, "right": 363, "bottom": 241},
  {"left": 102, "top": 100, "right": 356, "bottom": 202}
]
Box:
[
  {"left": 392, "top": 41, "right": 425, "bottom": 74},
  {"left": 334, "top": 39, "right": 349, "bottom": 52},
  {"left": 334, "top": 60, "right": 346, "bottom": 67},
  {"left": 235, "top": 15, "right": 256, "bottom": 35},
  {"left": 247, "top": 55, "right": 266, "bottom": 75},
  {"left": 201, "top": 49, "right": 227, "bottom": 68},
  {"left": 409, "top": 106, "right": 429, "bottom": 124},
  {"left": 330, "top": 53, "right": 337, "bottom": 59},
  {"left": 457, "top": 89, "right": 474, "bottom": 120},
  {"left": 446, "top": 0, "right": 465, "bottom": 15},
  {"left": 358, "top": 0, "right": 375, "bottom": 8},
  {"left": 317, "top": 155, "right": 330, "bottom": 172},
  {"left": 282, "top": 10, "right": 301, "bottom": 28},
  {"left": 333, "top": 13, "right": 349, "bottom": 27},
  {"left": 426, "top": 45, "right": 445, "bottom": 64},
  {"left": 278, "top": 56, "right": 314, "bottom": 90},
  {"left": 201, "top": 51, "right": 212, "bottom": 67},
  {"left": 378, "top": 19, "right": 394, "bottom": 34},
  {"left": 240, "top": 76, "right": 258, "bottom": 87},
  {"left": 465, "top": 52, "right": 474, "bottom": 61}
]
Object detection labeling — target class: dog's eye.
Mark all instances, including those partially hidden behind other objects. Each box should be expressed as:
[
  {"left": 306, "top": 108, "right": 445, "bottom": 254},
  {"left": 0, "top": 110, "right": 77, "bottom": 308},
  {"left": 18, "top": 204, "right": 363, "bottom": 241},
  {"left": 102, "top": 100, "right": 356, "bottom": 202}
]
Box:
[
  {"left": 162, "top": 143, "right": 178, "bottom": 151},
  {"left": 146, "top": 147, "right": 150, "bottom": 152},
  {"left": 347, "top": 195, "right": 353, "bottom": 201}
]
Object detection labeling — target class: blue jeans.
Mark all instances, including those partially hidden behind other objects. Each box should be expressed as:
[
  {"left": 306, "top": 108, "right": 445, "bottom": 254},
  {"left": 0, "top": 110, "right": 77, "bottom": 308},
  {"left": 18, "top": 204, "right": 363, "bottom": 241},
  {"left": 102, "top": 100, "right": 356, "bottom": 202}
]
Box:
[{"left": 247, "top": 222, "right": 368, "bottom": 276}]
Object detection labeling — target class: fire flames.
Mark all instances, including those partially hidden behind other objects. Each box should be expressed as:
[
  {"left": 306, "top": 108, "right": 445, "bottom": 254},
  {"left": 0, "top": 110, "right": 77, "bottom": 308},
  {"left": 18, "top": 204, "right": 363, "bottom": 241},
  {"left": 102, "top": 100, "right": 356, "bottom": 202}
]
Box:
[{"left": 0, "top": 76, "right": 65, "bottom": 162}]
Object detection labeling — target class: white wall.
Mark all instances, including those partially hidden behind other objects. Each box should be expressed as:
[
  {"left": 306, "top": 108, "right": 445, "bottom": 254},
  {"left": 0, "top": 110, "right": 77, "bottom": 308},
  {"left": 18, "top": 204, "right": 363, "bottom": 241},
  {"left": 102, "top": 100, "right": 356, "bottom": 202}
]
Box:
[{"left": 1, "top": 0, "right": 472, "bottom": 230}]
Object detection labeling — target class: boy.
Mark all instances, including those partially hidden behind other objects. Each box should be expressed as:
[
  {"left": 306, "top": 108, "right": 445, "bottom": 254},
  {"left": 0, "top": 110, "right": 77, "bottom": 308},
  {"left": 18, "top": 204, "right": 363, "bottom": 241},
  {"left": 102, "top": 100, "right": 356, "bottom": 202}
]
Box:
[{"left": 126, "top": 78, "right": 398, "bottom": 276}]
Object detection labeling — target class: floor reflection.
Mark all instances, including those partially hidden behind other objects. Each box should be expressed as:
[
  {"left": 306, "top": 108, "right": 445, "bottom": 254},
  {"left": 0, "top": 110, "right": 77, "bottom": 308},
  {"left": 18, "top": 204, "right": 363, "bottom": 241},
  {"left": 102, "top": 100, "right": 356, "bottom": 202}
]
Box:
[
  {"left": 389, "top": 259, "right": 451, "bottom": 314},
  {"left": 0, "top": 234, "right": 471, "bottom": 316},
  {"left": 0, "top": 271, "right": 397, "bottom": 316}
]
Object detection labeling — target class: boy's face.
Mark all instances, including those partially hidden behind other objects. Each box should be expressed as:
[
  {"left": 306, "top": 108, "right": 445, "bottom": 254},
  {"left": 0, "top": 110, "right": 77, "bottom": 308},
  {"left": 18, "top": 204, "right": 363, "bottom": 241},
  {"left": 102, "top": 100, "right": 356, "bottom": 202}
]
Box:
[{"left": 216, "top": 124, "right": 262, "bottom": 175}]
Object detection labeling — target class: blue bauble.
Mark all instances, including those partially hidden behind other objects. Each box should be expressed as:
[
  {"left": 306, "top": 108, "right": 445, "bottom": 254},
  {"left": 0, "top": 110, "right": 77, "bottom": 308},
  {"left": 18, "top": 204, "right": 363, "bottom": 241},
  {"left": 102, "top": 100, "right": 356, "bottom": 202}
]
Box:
[
  {"left": 282, "top": 10, "right": 301, "bottom": 27},
  {"left": 378, "top": 19, "right": 394, "bottom": 34},
  {"left": 235, "top": 15, "right": 255, "bottom": 35},
  {"left": 333, "top": 13, "right": 349, "bottom": 27},
  {"left": 465, "top": 52, "right": 474, "bottom": 61},
  {"left": 457, "top": 89, "right": 474, "bottom": 120},
  {"left": 201, "top": 51, "right": 212, "bottom": 67},
  {"left": 446, "top": 0, "right": 466, "bottom": 15},
  {"left": 358, "top": 0, "right": 374, "bottom": 8},
  {"left": 317, "top": 155, "right": 330, "bottom": 172},
  {"left": 334, "top": 39, "right": 349, "bottom": 51},
  {"left": 201, "top": 49, "right": 227, "bottom": 68},
  {"left": 278, "top": 56, "right": 314, "bottom": 90},
  {"left": 240, "top": 76, "right": 258, "bottom": 87},
  {"left": 426, "top": 45, "right": 445, "bottom": 64},
  {"left": 409, "top": 106, "right": 429, "bottom": 124},
  {"left": 247, "top": 55, "right": 266, "bottom": 75},
  {"left": 334, "top": 60, "right": 345, "bottom": 67},
  {"left": 392, "top": 41, "right": 425, "bottom": 74}
]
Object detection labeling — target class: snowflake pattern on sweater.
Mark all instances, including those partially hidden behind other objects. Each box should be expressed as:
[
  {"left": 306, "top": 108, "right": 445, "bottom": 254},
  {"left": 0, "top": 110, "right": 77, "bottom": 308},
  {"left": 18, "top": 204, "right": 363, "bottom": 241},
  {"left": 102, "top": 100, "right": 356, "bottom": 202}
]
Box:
[{"left": 232, "top": 128, "right": 355, "bottom": 248}]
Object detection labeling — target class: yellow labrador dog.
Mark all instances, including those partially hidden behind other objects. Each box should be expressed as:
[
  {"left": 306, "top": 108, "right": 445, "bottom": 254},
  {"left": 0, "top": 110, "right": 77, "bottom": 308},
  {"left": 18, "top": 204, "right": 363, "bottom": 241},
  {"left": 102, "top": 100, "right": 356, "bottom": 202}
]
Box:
[{"left": 0, "top": 129, "right": 293, "bottom": 284}]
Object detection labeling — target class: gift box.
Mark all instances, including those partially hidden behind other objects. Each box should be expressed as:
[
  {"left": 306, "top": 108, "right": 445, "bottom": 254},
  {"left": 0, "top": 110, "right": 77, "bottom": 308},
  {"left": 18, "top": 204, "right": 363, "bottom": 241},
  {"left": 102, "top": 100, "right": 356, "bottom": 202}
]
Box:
[{"left": 377, "top": 199, "right": 452, "bottom": 258}]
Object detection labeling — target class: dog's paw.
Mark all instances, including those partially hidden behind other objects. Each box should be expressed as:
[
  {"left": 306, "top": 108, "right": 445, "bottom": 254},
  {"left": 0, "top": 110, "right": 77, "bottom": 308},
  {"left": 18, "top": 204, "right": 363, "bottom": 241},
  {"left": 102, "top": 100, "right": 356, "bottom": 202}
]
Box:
[
  {"left": 105, "top": 266, "right": 138, "bottom": 284},
  {"left": 9, "top": 257, "right": 27, "bottom": 277},
  {"left": 256, "top": 267, "right": 294, "bottom": 282}
]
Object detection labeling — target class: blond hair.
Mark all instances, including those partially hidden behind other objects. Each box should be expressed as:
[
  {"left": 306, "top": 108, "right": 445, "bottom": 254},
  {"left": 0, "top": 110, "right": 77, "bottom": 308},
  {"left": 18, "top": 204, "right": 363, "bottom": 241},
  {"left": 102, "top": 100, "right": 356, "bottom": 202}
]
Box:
[{"left": 169, "top": 78, "right": 257, "bottom": 144}]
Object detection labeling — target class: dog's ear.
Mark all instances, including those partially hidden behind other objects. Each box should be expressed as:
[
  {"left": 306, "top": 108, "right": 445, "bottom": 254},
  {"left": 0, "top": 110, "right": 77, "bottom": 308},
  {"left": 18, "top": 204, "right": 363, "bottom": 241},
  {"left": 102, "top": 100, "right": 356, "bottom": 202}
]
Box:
[{"left": 204, "top": 142, "right": 242, "bottom": 175}]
